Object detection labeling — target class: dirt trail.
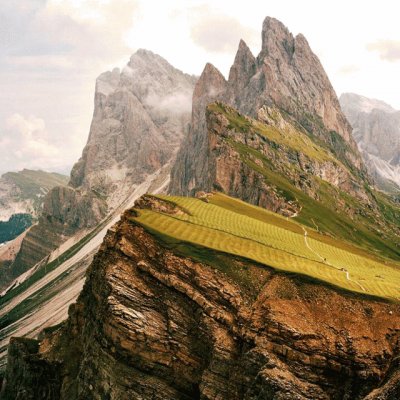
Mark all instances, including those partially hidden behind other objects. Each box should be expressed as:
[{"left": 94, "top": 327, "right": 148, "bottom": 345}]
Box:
[{"left": 301, "top": 226, "right": 366, "bottom": 292}]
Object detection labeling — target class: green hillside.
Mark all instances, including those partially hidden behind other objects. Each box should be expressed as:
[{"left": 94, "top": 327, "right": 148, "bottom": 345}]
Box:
[
  {"left": 206, "top": 103, "right": 400, "bottom": 262},
  {"left": 2, "top": 169, "right": 68, "bottom": 200},
  {"left": 131, "top": 193, "right": 400, "bottom": 301}
]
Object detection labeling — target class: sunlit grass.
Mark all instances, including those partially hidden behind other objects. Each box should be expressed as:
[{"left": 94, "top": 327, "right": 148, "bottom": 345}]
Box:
[{"left": 131, "top": 193, "right": 400, "bottom": 301}]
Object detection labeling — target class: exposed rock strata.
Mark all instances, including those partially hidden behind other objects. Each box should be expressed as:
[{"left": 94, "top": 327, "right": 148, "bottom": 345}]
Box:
[{"left": 1, "top": 204, "right": 400, "bottom": 399}]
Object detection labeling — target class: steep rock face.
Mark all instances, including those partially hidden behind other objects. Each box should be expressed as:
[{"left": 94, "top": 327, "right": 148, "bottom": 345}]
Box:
[
  {"left": 171, "top": 63, "right": 227, "bottom": 195},
  {"left": 257, "top": 19, "right": 354, "bottom": 145},
  {"left": 340, "top": 93, "right": 400, "bottom": 190},
  {"left": 2, "top": 203, "right": 400, "bottom": 399},
  {"left": 170, "top": 17, "right": 364, "bottom": 196},
  {"left": 206, "top": 104, "right": 368, "bottom": 216},
  {"left": 4, "top": 50, "right": 196, "bottom": 291},
  {"left": 70, "top": 49, "right": 196, "bottom": 209}
]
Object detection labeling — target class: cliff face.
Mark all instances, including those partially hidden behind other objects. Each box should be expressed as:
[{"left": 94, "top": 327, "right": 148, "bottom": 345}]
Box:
[
  {"left": 2, "top": 50, "right": 196, "bottom": 291},
  {"left": 205, "top": 103, "right": 368, "bottom": 217},
  {"left": 170, "top": 17, "right": 364, "bottom": 196},
  {"left": 70, "top": 49, "right": 196, "bottom": 209},
  {"left": 2, "top": 202, "right": 400, "bottom": 399},
  {"left": 340, "top": 93, "right": 400, "bottom": 191}
]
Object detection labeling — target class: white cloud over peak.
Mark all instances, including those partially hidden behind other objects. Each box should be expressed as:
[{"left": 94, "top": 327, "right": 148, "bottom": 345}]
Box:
[
  {"left": 367, "top": 40, "right": 400, "bottom": 62},
  {"left": 189, "top": 6, "right": 258, "bottom": 54}
]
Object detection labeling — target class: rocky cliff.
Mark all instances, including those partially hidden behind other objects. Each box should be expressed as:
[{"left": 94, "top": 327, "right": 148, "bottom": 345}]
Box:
[
  {"left": 70, "top": 49, "right": 196, "bottom": 209},
  {"left": 2, "top": 50, "right": 196, "bottom": 291},
  {"left": 170, "top": 17, "right": 364, "bottom": 197},
  {"left": 2, "top": 197, "right": 400, "bottom": 399},
  {"left": 340, "top": 93, "right": 400, "bottom": 191},
  {"left": 205, "top": 103, "right": 369, "bottom": 217}
]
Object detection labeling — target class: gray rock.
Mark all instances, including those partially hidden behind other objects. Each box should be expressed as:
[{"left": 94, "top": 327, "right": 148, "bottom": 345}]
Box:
[
  {"left": 340, "top": 93, "right": 400, "bottom": 190},
  {"left": 170, "top": 16, "right": 364, "bottom": 196}
]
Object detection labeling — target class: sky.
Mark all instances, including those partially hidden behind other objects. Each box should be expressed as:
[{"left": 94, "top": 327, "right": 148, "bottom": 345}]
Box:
[{"left": 1, "top": 0, "right": 400, "bottom": 175}]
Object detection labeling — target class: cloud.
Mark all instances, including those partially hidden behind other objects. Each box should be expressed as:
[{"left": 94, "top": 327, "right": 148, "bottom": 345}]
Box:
[
  {"left": 0, "top": 0, "right": 141, "bottom": 174},
  {"left": 144, "top": 90, "right": 193, "bottom": 115},
  {"left": 1, "top": 0, "right": 139, "bottom": 70},
  {"left": 189, "top": 6, "right": 258, "bottom": 54},
  {"left": 367, "top": 40, "right": 400, "bottom": 62},
  {"left": 337, "top": 65, "right": 360, "bottom": 76},
  {"left": 0, "top": 114, "right": 79, "bottom": 173}
]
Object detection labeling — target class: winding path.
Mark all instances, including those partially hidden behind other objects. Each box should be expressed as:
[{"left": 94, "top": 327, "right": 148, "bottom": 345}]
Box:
[{"left": 301, "top": 226, "right": 366, "bottom": 292}]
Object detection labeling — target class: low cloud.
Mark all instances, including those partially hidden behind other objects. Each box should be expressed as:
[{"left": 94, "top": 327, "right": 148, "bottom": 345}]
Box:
[
  {"left": 145, "top": 90, "right": 193, "bottom": 115},
  {"left": 189, "top": 6, "right": 258, "bottom": 54},
  {"left": 367, "top": 40, "right": 400, "bottom": 62}
]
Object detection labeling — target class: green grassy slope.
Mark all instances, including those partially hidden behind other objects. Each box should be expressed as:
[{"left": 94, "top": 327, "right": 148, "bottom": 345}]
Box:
[
  {"left": 207, "top": 103, "right": 400, "bottom": 262},
  {"left": 131, "top": 193, "right": 400, "bottom": 301},
  {"left": 2, "top": 169, "right": 68, "bottom": 199}
]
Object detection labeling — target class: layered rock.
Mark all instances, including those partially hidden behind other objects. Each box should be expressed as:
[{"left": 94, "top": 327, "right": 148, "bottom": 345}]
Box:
[
  {"left": 2, "top": 201, "right": 400, "bottom": 399},
  {"left": 170, "top": 17, "right": 364, "bottom": 196},
  {"left": 340, "top": 93, "right": 400, "bottom": 191},
  {"left": 3, "top": 50, "right": 196, "bottom": 291}
]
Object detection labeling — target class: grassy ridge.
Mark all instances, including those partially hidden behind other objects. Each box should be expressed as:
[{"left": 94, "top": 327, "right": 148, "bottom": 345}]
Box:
[
  {"left": 209, "top": 103, "right": 400, "bottom": 262},
  {"left": 132, "top": 193, "right": 400, "bottom": 301}
]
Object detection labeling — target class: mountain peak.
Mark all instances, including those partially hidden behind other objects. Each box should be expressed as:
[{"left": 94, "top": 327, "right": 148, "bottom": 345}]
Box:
[
  {"left": 340, "top": 92, "right": 396, "bottom": 115},
  {"left": 193, "top": 63, "right": 226, "bottom": 100},
  {"left": 228, "top": 39, "right": 255, "bottom": 83},
  {"left": 261, "top": 16, "right": 295, "bottom": 60}
]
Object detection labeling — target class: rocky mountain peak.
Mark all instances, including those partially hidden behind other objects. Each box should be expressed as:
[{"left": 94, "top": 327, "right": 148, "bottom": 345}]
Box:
[
  {"left": 194, "top": 63, "right": 227, "bottom": 100},
  {"left": 340, "top": 93, "right": 396, "bottom": 116},
  {"left": 261, "top": 16, "right": 295, "bottom": 61},
  {"left": 340, "top": 93, "right": 400, "bottom": 190},
  {"left": 228, "top": 39, "right": 256, "bottom": 87},
  {"left": 170, "top": 16, "right": 365, "bottom": 197}
]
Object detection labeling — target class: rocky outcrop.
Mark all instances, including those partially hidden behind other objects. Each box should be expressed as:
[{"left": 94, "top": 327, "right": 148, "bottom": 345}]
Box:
[
  {"left": 205, "top": 103, "right": 368, "bottom": 216},
  {"left": 171, "top": 63, "right": 227, "bottom": 195},
  {"left": 340, "top": 93, "right": 400, "bottom": 191},
  {"left": 3, "top": 50, "right": 196, "bottom": 290},
  {"left": 2, "top": 202, "right": 400, "bottom": 399},
  {"left": 170, "top": 16, "right": 364, "bottom": 196}
]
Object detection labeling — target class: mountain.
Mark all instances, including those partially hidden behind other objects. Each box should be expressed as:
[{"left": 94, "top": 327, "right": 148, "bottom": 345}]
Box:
[
  {"left": 70, "top": 50, "right": 196, "bottom": 209},
  {"left": 0, "top": 50, "right": 196, "bottom": 292},
  {"left": 0, "top": 169, "right": 68, "bottom": 223},
  {"left": 170, "top": 18, "right": 365, "bottom": 198},
  {"left": 340, "top": 93, "right": 400, "bottom": 191},
  {"left": 0, "top": 169, "right": 68, "bottom": 243},
  {"left": 2, "top": 16, "right": 400, "bottom": 399},
  {"left": 2, "top": 193, "right": 400, "bottom": 399},
  {"left": 169, "top": 17, "right": 400, "bottom": 258}
]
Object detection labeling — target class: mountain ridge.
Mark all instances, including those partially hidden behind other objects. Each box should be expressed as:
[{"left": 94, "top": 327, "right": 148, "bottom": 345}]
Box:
[{"left": 340, "top": 93, "right": 400, "bottom": 192}]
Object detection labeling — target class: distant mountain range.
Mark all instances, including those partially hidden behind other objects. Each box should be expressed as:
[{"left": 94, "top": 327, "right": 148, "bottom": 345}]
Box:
[
  {"left": 340, "top": 93, "right": 400, "bottom": 192},
  {"left": 0, "top": 169, "right": 68, "bottom": 245}
]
